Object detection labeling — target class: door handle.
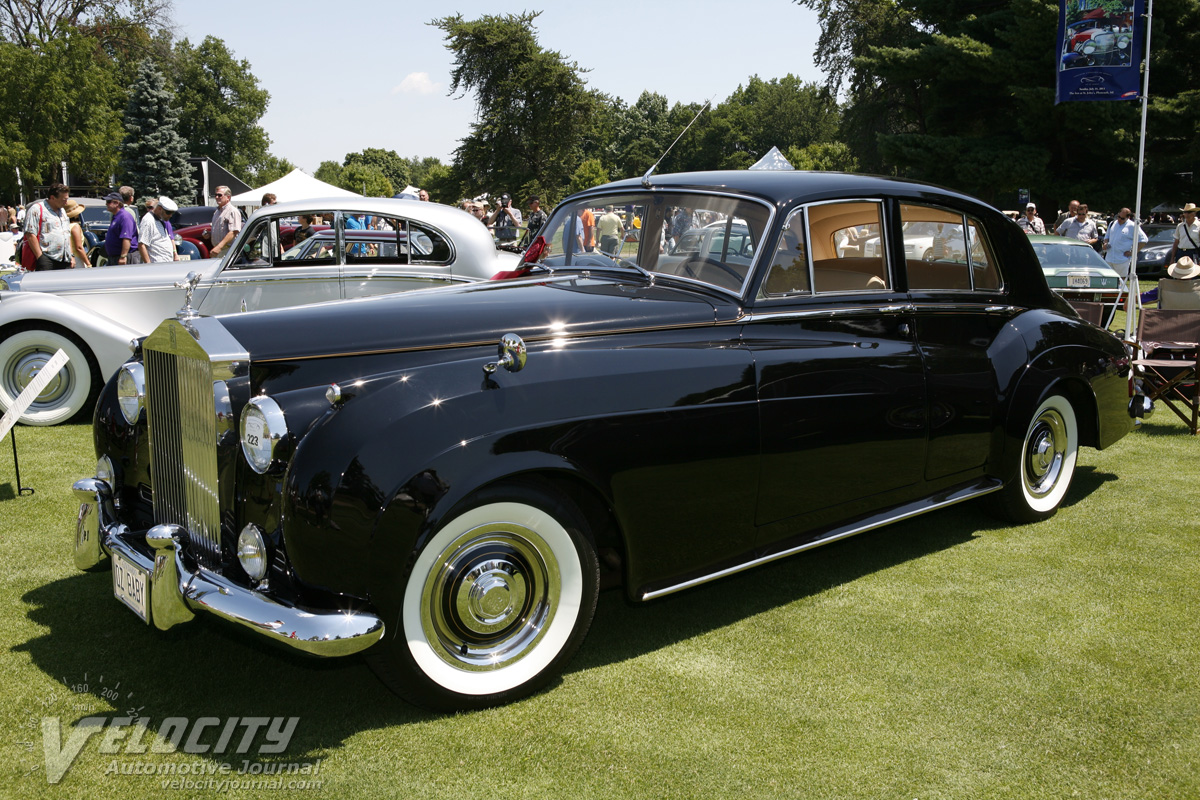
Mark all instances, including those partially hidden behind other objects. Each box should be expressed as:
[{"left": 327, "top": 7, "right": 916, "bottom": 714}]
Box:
[{"left": 898, "top": 323, "right": 911, "bottom": 336}]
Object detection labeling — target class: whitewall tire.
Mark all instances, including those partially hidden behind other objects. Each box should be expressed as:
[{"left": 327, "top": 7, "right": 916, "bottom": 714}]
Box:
[{"left": 0, "top": 326, "right": 99, "bottom": 426}]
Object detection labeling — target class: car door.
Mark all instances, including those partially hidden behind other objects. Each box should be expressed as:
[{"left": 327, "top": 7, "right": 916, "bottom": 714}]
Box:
[
  {"left": 899, "top": 203, "right": 1012, "bottom": 481},
  {"left": 341, "top": 214, "right": 457, "bottom": 299},
  {"left": 198, "top": 214, "right": 342, "bottom": 316},
  {"left": 746, "top": 201, "right": 928, "bottom": 535}
]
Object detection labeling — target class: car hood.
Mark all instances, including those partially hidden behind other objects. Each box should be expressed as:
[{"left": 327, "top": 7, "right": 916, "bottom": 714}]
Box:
[
  {"left": 9, "top": 258, "right": 221, "bottom": 292},
  {"left": 216, "top": 275, "right": 737, "bottom": 363}
]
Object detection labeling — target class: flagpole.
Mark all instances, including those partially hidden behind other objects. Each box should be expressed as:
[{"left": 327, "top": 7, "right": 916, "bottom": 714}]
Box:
[{"left": 1127, "top": 0, "right": 1154, "bottom": 341}]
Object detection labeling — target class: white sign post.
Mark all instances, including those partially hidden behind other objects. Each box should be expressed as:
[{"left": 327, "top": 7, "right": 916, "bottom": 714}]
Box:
[{"left": 1, "top": 348, "right": 70, "bottom": 496}]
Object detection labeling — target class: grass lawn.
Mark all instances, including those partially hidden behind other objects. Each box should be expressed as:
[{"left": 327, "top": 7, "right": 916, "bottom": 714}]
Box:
[{"left": 1, "top": 408, "right": 1197, "bottom": 799}]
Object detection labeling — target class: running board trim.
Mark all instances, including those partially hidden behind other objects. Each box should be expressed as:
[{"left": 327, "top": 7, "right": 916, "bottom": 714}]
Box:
[{"left": 640, "top": 478, "right": 1003, "bottom": 601}]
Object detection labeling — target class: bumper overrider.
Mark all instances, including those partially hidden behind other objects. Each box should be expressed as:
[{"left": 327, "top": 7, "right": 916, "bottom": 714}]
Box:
[{"left": 73, "top": 477, "right": 385, "bottom": 657}]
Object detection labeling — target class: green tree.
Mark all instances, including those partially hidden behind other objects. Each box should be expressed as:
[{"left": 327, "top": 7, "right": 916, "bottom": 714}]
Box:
[
  {"left": 314, "top": 160, "right": 343, "bottom": 186},
  {"left": 787, "top": 141, "right": 859, "bottom": 172},
  {"left": 432, "top": 12, "right": 602, "bottom": 201},
  {"left": 340, "top": 162, "right": 392, "bottom": 197},
  {"left": 344, "top": 148, "right": 410, "bottom": 191},
  {"left": 171, "top": 36, "right": 271, "bottom": 180},
  {"left": 250, "top": 154, "right": 295, "bottom": 187},
  {"left": 800, "top": 0, "right": 1200, "bottom": 212},
  {"left": 0, "top": 30, "right": 123, "bottom": 199},
  {"left": 117, "top": 57, "right": 195, "bottom": 201},
  {"left": 0, "top": 0, "right": 171, "bottom": 50},
  {"left": 567, "top": 158, "right": 608, "bottom": 195}
]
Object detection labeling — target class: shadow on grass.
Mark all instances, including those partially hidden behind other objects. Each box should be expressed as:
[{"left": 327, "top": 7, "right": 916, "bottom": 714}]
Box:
[
  {"left": 573, "top": 499, "right": 1007, "bottom": 673},
  {"left": 16, "top": 465, "right": 1121, "bottom": 729},
  {"left": 0, "top": 481, "right": 14, "bottom": 501},
  {"left": 16, "top": 571, "right": 435, "bottom": 758},
  {"left": 1133, "top": 417, "right": 1197, "bottom": 437}
]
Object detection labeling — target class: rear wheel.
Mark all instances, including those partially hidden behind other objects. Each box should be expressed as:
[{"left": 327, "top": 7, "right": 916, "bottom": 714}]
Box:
[
  {"left": 0, "top": 325, "right": 100, "bottom": 426},
  {"left": 995, "top": 393, "right": 1079, "bottom": 523},
  {"left": 368, "top": 481, "right": 600, "bottom": 711}
]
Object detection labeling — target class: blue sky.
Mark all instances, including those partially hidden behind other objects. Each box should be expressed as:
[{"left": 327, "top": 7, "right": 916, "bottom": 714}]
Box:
[{"left": 171, "top": 1, "right": 823, "bottom": 175}]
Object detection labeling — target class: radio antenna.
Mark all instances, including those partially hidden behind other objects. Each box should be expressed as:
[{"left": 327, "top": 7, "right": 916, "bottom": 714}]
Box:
[{"left": 641, "top": 97, "right": 713, "bottom": 188}]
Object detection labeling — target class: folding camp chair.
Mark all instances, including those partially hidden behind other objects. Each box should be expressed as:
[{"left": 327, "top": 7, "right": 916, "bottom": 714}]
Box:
[
  {"left": 1133, "top": 308, "right": 1200, "bottom": 435},
  {"left": 1067, "top": 300, "right": 1104, "bottom": 326}
]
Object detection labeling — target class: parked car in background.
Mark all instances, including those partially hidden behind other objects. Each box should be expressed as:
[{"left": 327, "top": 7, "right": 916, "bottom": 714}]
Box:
[
  {"left": 1028, "top": 234, "right": 1123, "bottom": 306},
  {"left": 1134, "top": 224, "right": 1175, "bottom": 278},
  {"left": 169, "top": 205, "right": 219, "bottom": 230},
  {"left": 0, "top": 198, "right": 519, "bottom": 425},
  {"left": 73, "top": 171, "right": 1140, "bottom": 711}
]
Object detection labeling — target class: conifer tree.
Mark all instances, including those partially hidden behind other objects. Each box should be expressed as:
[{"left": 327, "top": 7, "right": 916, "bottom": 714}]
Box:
[{"left": 118, "top": 58, "right": 195, "bottom": 202}]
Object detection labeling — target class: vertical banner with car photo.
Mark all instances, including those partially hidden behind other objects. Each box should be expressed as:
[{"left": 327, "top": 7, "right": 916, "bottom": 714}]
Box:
[{"left": 1056, "top": 0, "right": 1144, "bottom": 103}]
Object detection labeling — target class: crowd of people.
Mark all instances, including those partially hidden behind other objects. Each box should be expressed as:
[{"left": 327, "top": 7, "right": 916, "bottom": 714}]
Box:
[{"left": 1017, "top": 199, "right": 1200, "bottom": 284}]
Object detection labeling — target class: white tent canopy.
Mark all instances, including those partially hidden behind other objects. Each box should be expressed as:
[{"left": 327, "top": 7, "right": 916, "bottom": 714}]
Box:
[
  {"left": 230, "top": 168, "right": 360, "bottom": 206},
  {"left": 749, "top": 146, "right": 795, "bottom": 171}
]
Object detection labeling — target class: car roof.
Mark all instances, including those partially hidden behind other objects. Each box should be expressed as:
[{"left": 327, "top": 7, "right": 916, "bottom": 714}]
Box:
[{"left": 579, "top": 170, "right": 1001, "bottom": 216}]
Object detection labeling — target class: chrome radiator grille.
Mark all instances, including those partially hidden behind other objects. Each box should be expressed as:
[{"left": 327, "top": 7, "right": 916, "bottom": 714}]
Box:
[{"left": 145, "top": 343, "right": 222, "bottom": 568}]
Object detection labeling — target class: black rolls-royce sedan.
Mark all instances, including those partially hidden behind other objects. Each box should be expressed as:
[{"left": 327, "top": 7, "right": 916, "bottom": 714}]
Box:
[{"left": 73, "top": 171, "right": 1143, "bottom": 711}]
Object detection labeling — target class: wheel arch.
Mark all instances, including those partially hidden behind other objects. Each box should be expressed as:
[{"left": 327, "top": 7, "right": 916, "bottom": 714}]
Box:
[{"left": 0, "top": 292, "right": 139, "bottom": 380}]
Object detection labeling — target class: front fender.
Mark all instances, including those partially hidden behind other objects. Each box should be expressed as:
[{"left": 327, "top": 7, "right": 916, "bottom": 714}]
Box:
[{"left": 0, "top": 290, "right": 139, "bottom": 378}]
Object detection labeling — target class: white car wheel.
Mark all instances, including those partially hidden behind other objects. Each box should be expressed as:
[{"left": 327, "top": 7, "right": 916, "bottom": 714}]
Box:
[
  {"left": 370, "top": 482, "right": 600, "bottom": 710},
  {"left": 995, "top": 393, "right": 1079, "bottom": 523},
  {"left": 0, "top": 327, "right": 97, "bottom": 426}
]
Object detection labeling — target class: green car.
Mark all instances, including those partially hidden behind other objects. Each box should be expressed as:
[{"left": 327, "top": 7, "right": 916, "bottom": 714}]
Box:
[{"left": 1028, "top": 234, "right": 1122, "bottom": 305}]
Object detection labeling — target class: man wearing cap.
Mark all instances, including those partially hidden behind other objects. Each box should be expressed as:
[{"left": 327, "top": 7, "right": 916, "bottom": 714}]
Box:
[
  {"left": 103, "top": 191, "right": 139, "bottom": 266},
  {"left": 139, "top": 196, "right": 179, "bottom": 262},
  {"left": 1017, "top": 203, "right": 1045, "bottom": 235},
  {"left": 1102, "top": 207, "right": 1147, "bottom": 280},
  {"left": 22, "top": 182, "right": 72, "bottom": 270},
  {"left": 1169, "top": 203, "right": 1200, "bottom": 265}
]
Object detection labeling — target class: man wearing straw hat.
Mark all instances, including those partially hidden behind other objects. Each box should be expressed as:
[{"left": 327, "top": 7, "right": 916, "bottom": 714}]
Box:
[{"left": 1169, "top": 203, "right": 1200, "bottom": 264}]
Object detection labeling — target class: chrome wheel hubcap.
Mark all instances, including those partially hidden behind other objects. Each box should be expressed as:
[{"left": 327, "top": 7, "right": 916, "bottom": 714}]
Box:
[
  {"left": 1023, "top": 410, "right": 1066, "bottom": 497},
  {"left": 421, "top": 522, "right": 559, "bottom": 672},
  {"left": 5, "top": 347, "right": 68, "bottom": 406}
]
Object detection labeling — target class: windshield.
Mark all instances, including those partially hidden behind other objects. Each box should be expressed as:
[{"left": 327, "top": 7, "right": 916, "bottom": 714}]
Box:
[
  {"left": 1031, "top": 242, "right": 1108, "bottom": 270},
  {"left": 529, "top": 192, "right": 771, "bottom": 293}
]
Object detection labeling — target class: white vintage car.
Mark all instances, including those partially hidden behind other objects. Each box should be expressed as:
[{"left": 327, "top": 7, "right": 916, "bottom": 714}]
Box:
[{"left": 0, "top": 198, "right": 519, "bottom": 425}]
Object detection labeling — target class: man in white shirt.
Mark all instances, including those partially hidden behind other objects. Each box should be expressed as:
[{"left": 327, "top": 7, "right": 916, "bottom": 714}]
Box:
[
  {"left": 1170, "top": 203, "right": 1200, "bottom": 264},
  {"left": 1102, "top": 207, "right": 1147, "bottom": 279},
  {"left": 139, "top": 196, "right": 179, "bottom": 262}
]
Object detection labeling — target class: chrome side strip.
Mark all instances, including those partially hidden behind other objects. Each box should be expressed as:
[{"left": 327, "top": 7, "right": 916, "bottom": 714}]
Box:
[{"left": 640, "top": 478, "right": 1003, "bottom": 601}]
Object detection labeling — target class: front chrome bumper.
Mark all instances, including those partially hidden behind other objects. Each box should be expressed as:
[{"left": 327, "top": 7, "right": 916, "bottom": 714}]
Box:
[{"left": 72, "top": 477, "right": 385, "bottom": 657}]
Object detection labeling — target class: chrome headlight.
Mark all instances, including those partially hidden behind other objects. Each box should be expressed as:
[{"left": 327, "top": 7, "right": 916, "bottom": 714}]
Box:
[
  {"left": 240, "top": 396, "right": 288, "bottom": 474},
  {"left": 237, "top": 524, "right": 268, "bottom": 582},
  {"left": 116, "top": 363, "right": 145, "bottom": 424}
]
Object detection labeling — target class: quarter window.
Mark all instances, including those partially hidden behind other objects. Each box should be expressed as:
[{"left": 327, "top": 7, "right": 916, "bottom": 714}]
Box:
[{"left": 900, "top": 204, "right": 1002, "bottom": 292}]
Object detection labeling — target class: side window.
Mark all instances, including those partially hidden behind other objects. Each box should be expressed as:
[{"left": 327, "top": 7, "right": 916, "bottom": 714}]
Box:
[
  {"left": 408, "top": 222, "right": 452, "bottom": 264},
  {"left": 807, "top": 201, "right": 888, "bottom": 292},
  {"left": 901, "top": 205, "right": 970, "bottom": 291},
  {"left": 762, "top": 209, "right": 810, "bottom": 296},
  {"left": 968, "top": 219, "right": 1002, "bottom": 290},
  {"left": 229, "top": 219, "right": 275, "bottom": 270},
  {"left": 280, "top": 212, "right": 336, "bottom": 264}
]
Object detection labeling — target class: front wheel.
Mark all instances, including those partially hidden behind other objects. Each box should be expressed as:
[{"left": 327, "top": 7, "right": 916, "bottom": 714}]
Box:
[
  {"left": 368, "top": 482, "right": 600, "bottom": 711},
  {"left": 994, "top": 393, "right": 1079, "bottom": 523},
  {"left": 0, "top": 326, "right": 100, "bottom": 426}
]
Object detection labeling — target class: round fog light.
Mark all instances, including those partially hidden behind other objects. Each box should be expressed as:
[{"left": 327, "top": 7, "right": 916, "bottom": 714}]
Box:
[{"left": 237, "top": 524, "right": 268, "bottom": 582}]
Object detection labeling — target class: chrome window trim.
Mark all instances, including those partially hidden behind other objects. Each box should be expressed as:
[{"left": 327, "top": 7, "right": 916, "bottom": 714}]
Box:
[
  {"left": 897, "top": 202, "right": 1007, "bottom": 293},
  {"left": 800, "top": 197, "right": 891, "bottom": 295}
]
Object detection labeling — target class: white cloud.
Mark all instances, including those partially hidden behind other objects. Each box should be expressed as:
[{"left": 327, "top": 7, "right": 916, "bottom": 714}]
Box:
[{"left": 392, "top": 72, "right": 439, "bottom": 95}]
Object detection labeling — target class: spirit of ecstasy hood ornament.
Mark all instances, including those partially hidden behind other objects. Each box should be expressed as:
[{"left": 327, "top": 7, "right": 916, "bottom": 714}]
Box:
[{"left": 174, "top": 271, "right": 201, "bottom": 320}]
